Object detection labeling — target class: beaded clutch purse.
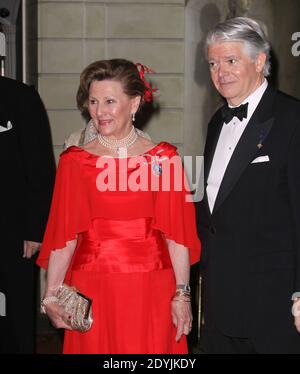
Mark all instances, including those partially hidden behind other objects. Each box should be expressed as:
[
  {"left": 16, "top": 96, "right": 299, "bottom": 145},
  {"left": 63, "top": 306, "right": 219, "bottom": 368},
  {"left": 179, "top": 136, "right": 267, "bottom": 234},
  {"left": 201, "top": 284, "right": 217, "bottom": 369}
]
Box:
[
  {"left": 42, "top": 284, "right": 93, "bottom": 333},
  {"left": 56, "top": 284, "right": 93, "bottom": 332}
]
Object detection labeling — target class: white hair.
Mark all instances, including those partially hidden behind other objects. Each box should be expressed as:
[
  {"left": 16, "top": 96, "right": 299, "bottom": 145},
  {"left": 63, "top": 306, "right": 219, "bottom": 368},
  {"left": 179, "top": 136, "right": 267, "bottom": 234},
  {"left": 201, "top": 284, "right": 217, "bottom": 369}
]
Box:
[{"left": 205, "top": 17, "right": 271, "bottom": 77}]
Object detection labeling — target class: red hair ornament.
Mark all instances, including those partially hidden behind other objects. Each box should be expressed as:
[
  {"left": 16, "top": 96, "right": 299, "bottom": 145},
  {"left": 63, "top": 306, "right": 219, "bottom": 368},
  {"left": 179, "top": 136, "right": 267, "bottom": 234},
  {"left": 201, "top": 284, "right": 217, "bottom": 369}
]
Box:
[{"left": 135, "top": 63, "right": 157, "bottom": 103}]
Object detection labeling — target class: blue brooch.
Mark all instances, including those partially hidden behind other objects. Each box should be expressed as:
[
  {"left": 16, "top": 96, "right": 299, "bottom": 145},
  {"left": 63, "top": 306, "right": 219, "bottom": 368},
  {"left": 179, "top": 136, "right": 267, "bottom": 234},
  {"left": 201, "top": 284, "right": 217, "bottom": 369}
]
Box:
[
  {"left": 152, "top": 163, "right": 162, "bottom": 176},
  {"left": 257, "top": 131, "right": 266, "bottom": 149}
]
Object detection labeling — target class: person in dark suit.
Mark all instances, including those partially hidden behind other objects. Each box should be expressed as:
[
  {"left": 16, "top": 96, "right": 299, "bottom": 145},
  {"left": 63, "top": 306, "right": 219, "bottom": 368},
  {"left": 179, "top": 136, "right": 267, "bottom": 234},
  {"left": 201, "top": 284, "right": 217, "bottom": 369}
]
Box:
[
  {"left": 0, "top": 76, "right": 55, "bottom": 353},
  {"left": 197, "top": 17, "right": 300, "bottom": 354}
]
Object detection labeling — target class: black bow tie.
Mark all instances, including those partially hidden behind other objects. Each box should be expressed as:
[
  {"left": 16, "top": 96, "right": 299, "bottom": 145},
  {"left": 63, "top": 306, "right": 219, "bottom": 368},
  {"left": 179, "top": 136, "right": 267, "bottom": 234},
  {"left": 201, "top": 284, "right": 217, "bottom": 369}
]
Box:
[{"left": 222, "top": 103, "right": 248, "bottom": 124}]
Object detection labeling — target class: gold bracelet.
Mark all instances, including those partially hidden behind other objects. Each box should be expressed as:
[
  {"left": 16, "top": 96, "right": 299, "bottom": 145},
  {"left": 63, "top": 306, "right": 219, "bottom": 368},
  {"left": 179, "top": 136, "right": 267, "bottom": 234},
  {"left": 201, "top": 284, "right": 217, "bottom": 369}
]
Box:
[
  {"left": 172, "top": 297, "right": 191, "bottom": 302},
  {"left": 172, "top": 290, "right": 191, "bottom": 302},
  {"left": 174, "top": 289, "right": 191, "bottom": 297}
]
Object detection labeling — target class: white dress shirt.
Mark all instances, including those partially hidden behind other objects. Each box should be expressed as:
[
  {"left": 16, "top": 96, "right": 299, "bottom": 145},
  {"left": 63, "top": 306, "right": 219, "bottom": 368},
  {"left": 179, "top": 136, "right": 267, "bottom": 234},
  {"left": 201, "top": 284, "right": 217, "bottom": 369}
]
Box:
[{"left": 206, "top": 79, "right": 268, "bottom": 213}]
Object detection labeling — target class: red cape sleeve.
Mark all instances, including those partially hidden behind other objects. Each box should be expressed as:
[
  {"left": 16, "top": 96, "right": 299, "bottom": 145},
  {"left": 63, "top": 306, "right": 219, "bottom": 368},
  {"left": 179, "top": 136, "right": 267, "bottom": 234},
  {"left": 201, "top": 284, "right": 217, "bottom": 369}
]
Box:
[
  {"left": 36, "top": 150, "right": 90, "bottom": 270},
  {"left": 152, "top": 143, "right": 201, "bottom": 264}
]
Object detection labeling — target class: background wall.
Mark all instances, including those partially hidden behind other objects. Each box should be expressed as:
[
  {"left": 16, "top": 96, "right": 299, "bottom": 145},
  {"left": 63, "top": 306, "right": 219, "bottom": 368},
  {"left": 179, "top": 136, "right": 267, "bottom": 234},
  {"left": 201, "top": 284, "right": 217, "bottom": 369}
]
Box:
[
  {"left": 38, "top": 0, "right": 300, "bottom": 163},
  {"left": 38, "top": 0, "right": 186, "bottom": 161},
  {"left": 184, "top": 0, "right": 300, "bottom": 157}
]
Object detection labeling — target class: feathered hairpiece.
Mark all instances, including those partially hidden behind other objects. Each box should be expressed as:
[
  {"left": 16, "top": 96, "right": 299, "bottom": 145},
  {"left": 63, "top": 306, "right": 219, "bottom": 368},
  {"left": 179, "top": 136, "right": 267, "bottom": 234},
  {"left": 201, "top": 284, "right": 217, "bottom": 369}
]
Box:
[{"left": 135, "top": 63, "right": 157, "bottom": 103}]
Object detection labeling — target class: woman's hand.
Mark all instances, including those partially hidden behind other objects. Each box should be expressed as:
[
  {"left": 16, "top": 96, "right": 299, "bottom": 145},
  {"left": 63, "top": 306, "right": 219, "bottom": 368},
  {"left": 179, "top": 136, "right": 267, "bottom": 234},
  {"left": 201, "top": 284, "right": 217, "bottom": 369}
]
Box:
[
  {"left": 43, "top": 241, "right": 78, "bottom": 330},
  {"left": 171, "top": 300, "right": 193, "bottom": 342},
  {"left": 44, "top": 301, "right": 73, "bottom": 330}
]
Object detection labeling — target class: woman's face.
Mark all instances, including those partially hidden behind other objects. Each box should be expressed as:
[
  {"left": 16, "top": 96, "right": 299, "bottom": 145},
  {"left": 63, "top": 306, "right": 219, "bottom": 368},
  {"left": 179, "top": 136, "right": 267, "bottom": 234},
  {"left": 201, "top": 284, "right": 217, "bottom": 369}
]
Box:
[{"left": 88, "top": 80, "right": 140, "bottom": 139}]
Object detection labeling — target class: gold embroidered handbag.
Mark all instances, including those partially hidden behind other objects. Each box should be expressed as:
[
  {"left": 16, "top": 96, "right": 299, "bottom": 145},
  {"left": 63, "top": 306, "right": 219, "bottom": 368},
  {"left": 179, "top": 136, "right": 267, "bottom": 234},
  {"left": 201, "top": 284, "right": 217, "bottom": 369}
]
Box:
[
  {"left": 42, "top": 284, "right": 93, "bottom": 333},
  {"left": 56, "top": 284, "right": 93, "bottom": 332}
]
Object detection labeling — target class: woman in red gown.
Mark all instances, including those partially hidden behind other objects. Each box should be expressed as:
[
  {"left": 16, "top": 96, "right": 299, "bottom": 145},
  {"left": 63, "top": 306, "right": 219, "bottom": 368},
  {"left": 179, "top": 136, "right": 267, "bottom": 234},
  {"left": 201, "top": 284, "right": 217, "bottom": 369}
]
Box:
[{"left": 37, "top": 59, "right": 201, "bottom": 354}]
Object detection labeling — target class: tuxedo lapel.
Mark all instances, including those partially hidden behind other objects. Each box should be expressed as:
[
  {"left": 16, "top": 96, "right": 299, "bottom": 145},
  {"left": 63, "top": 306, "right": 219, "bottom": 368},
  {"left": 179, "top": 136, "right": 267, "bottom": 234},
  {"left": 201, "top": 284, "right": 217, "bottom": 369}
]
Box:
[{"left": 212, "top": 85, "right": 276, "bottom": 214}]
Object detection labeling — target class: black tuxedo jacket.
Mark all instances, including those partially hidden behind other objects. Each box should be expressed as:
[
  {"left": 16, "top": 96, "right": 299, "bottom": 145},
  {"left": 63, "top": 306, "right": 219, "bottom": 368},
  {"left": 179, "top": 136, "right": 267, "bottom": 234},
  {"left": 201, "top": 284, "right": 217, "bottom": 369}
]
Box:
[
  {"left": 197, "top": 85, "right": 300, "bottom": 353},
  {"left": 0, "top": 77, "right": 55, "bottom": 242},
  {"left": 0, "top": 76, "right": 55, "bottom": 353}
]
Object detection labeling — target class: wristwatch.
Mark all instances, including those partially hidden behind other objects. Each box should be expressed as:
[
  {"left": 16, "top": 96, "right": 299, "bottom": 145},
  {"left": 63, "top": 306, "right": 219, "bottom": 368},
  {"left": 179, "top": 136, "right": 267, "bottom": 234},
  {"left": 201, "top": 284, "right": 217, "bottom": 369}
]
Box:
[{"left": 176, "top": 284, "right": 191, "bottom": 293}]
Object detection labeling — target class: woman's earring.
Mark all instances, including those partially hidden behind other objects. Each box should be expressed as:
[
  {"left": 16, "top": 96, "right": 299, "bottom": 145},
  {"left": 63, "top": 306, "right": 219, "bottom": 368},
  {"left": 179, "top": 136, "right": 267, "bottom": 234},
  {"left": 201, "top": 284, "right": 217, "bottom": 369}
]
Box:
[{"left": 132, "top": 113, "right": 136, "bottom": 122}]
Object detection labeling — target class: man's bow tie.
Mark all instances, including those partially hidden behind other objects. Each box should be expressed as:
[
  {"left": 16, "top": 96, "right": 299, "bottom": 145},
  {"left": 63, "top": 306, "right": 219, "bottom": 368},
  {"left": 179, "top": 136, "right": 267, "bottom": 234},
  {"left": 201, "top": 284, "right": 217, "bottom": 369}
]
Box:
[{"left": 222, "top": 103, "right": 248, "bottom": 124}]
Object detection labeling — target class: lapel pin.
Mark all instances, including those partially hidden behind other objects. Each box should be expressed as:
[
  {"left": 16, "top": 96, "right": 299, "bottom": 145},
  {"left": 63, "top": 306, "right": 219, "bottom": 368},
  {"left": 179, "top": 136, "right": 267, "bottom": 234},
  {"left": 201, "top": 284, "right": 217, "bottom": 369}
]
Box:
[
  {"left": 152, "top": 163, "right": 162, "bottom": 176},
  {"left": 257, "top": 131, "right": 266, "bottom": 150}
]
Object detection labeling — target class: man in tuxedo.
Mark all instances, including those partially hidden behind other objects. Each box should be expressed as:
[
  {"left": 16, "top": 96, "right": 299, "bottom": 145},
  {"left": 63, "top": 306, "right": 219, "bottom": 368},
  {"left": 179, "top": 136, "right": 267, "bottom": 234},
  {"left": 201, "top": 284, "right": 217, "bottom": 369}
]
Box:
[
  {"left": 0, "top": 76, "right": 55, "bottom": 353},
  {"left": 197, "top": 17, "right": 300, "bottom": 353}
]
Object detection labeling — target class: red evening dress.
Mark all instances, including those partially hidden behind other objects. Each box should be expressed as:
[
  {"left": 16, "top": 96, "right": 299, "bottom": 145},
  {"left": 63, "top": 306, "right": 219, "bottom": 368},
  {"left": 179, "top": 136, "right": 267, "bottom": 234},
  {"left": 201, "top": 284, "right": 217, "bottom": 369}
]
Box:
[{"left": 37, "top": 142, "right": 200, "bottom": 354}]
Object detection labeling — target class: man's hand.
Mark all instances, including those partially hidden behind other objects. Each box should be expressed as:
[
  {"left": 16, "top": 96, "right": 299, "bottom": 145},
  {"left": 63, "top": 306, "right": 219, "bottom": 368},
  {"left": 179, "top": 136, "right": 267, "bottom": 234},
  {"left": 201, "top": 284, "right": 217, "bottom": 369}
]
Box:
[{"left": 23, "top": 240, "right": 40, "bottom": 259}]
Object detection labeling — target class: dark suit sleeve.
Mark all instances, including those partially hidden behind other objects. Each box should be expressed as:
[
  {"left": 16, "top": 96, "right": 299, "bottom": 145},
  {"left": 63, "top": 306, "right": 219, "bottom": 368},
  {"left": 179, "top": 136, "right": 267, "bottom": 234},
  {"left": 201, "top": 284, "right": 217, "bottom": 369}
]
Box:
[
  {"left": 288, "top": 122, "right": 300, "bottom": 291},
  {"left": 18, "top": 85, "right": 56, "bottom": 242}
]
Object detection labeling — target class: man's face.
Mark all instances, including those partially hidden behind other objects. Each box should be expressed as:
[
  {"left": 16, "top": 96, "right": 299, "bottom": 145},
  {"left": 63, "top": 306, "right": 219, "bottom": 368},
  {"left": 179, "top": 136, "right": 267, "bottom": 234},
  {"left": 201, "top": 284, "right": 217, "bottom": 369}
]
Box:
[{"left": 207, "top": 41, "right": 266, "bottom": 106}]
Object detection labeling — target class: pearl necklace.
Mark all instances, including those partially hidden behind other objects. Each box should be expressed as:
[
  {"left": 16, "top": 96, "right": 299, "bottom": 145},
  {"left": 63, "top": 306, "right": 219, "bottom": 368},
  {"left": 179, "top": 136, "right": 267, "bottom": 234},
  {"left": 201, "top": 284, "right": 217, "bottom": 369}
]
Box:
[{"left": 97, "top": 126, "right": 138, "bottom": 158}]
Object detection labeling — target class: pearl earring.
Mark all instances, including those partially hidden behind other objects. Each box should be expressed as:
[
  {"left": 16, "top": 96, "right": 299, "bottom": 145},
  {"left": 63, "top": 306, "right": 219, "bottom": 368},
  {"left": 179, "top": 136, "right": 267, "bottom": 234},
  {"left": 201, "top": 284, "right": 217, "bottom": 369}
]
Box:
[{"left": 132, "top": 113, "right": 136, "bottom": 122}]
